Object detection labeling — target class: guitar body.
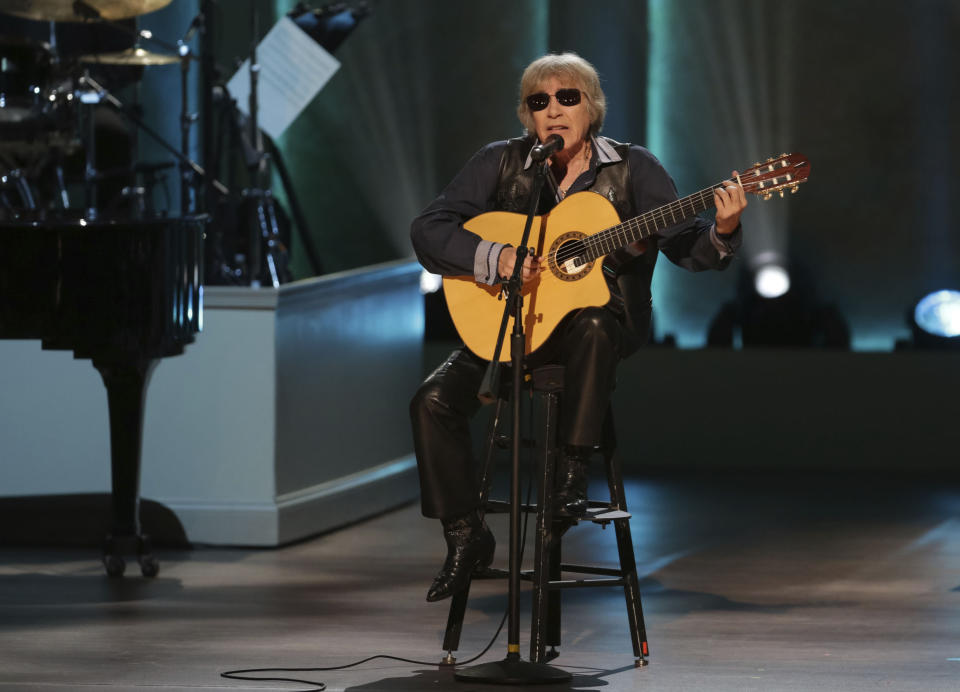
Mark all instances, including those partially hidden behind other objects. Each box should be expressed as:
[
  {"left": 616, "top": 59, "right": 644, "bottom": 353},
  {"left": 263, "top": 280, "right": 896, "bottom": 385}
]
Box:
[{"left": 443, "top": 191, "right": 622, "bottom": 362}]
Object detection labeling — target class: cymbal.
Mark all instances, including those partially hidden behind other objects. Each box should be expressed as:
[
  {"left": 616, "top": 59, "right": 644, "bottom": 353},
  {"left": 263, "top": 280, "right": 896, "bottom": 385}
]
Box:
[
  {"left": 80, "top": 47, "right": 179, "bottom": 66},
  {"left": 0, "top": 0, "right": 172, "bottom": 22}
]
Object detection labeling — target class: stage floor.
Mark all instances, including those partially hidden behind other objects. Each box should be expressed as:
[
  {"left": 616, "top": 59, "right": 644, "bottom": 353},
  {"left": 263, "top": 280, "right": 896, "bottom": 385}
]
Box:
[{"left": 2, "top": 472, "right": 959, "bottom": 691}]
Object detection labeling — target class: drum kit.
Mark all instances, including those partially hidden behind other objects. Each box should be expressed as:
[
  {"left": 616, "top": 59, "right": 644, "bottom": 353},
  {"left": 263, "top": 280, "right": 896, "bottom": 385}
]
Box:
[
  {"left": 0, "top": 0, "right": 202, "bottom": 218},
  {"left": 0, "top": 0, "right": 370, "bottom": 285},
  {"left": 0, "top": 0, "right": 299, "bottom": 286}
]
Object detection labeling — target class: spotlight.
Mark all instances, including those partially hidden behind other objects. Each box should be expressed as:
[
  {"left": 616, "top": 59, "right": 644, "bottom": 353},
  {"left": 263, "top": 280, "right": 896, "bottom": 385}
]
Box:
[
  {"left": 288, "top": 1, "right": 371, "bottom": 54},
  {"left": 754, "top": 264, "right": 791, "bottom": 299},
  {"left": 908, "top": 289, "right": 960, "bottom": 349},
  {"left": 707, "top": 258, "right": 849, "bottom": 349}
]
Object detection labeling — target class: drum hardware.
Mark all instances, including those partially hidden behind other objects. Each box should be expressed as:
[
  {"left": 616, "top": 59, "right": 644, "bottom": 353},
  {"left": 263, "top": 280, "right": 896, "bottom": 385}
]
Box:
[
  {"left": 240, "top": 8, "right": 288, "bottom": 288},
  {"left": 0, "top": 169, "right": 37, "bottom": 212},
  {"left": 75, "top": 73, "right": 101, "bottom": 216},
  {"left": 174, "top": 20, "right": 199, "bottom": 217},
  {"left": 200, "top": 2, "right": 370, "bottom": 285},
  {"left": 75, "top": 73, "right": 228, "bottom": 216},
  {"left": 0, "top": 0, "right": 321, "bottom": 283},
  {"left": 0, "top": 0, "right": 217, "bottom": 219},
  {"left": 73, "top": 12, "right": 214, "bottom": 217}
]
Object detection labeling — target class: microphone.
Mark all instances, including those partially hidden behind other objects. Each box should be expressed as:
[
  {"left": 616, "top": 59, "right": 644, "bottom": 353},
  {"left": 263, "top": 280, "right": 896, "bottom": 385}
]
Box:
[{"left": 531, "top": 134, "right": 564, "bottom": 161}]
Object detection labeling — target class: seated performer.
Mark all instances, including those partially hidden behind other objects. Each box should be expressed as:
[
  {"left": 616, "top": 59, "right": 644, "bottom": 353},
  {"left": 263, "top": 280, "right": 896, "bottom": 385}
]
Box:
[{"left": 409, "top": 52, "right": 747, "bottom": 603}]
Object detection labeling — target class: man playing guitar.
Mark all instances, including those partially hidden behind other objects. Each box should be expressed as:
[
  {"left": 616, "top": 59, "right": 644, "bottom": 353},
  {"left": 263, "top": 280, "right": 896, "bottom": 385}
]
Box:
[{"left": 409, "top": 52, "right": 747, "bottom": 604}]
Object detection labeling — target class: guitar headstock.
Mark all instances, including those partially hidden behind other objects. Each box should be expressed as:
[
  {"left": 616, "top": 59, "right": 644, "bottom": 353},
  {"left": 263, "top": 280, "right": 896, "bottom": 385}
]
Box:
[{"left": 739, "top": 153, "right": 811, "bottom": 200}]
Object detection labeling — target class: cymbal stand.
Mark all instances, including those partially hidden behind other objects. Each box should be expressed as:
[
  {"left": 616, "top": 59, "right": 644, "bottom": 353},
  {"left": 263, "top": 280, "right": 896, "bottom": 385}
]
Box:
[
  {"left": 46, "top": 20, "right": 71, "bottom": 210},
  {"left": 178, "top": 29, "right": 199, "bottom": 215},
  {"left": 78, "top": 70, "right": 100, "bottom": 218}
]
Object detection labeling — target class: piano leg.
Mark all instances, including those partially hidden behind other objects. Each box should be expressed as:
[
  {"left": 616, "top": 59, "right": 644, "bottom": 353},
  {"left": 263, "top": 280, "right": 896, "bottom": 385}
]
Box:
[{"left": 93, "top": 356, "right": 160, "bottom": 578}]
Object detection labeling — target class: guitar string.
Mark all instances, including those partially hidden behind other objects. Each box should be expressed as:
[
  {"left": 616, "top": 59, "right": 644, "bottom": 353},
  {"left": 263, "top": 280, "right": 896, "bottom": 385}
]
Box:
[
  {"left": 549, "top": 166, "right": 794, "bottom": 266},
  {"left": 577, "top": 163, "right": 806, "bottom": 256},
  {"left": 551, "top": 184, "right": 718, "bottom": 265}
]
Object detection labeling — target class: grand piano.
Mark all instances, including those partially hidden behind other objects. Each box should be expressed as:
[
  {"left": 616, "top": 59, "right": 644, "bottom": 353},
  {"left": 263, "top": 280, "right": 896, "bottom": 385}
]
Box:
[{"left": 0, "top": 211, "right": 204, "bottom": 576}]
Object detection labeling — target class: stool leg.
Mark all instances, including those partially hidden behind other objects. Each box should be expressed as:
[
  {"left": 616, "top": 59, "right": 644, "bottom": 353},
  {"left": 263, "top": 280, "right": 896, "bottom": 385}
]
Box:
[
  {"left": 546, "top": 531, "right": 562, "bottom": 652},
  {"left": 614, "top": 516, "right": 648, "bottom": 663},
  {"left": 441, "top": 583, "right": 472, "bottom": 664},
  {"left": 530, "top": 389, "right": 561, "bottom": 664},
  {"left": 605, "top": 444, "right": 650, "bottom": 663}
]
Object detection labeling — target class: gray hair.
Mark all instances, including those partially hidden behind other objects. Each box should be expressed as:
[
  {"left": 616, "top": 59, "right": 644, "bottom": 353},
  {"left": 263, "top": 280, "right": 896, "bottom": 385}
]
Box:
[{"left": 516, "top": 52, "right": 606, "bottom": 136}]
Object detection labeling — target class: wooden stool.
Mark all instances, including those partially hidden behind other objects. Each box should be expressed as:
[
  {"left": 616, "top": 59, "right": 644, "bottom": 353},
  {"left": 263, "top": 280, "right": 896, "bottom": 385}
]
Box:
[{"left": 440, "top": 364, "right": 649, "bottom": 667}]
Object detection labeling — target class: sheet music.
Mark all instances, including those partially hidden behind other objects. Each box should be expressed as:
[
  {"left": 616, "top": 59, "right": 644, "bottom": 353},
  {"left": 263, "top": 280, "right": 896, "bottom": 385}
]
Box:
[{"left": 226, "top": 16, "right": 340, "bottom": 140}]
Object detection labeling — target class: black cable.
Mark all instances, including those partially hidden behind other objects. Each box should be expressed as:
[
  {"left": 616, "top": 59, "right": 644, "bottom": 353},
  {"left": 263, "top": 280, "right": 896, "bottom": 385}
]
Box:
[{"left": 222, "top": 401, "right": 540, "bottom": 691}]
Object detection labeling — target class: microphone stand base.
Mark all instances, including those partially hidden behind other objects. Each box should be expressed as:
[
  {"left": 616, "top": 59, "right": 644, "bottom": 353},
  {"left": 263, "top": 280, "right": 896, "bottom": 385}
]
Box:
[{"left": 453, "top": 653, "right": 571, "bottom": 685}]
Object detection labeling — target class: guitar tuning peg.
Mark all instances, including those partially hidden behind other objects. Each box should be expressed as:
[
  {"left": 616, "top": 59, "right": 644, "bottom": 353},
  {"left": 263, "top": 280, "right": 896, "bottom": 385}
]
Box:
[
  {"left": 791, "top": 185, "right": 799, "bottom": 194},
  {"left": 754, "top": 162, "right": 762, "bottom": 167},
  {"left": 763, "top": 193, "right": 772, "bottom": 201},
  {"left": 779, "top": 190, "right": 785, "bottom": 198}
]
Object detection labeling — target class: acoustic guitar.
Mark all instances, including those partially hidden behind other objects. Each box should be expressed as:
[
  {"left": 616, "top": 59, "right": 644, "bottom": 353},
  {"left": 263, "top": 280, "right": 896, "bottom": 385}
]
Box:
[{"left": 443, "top": 153, "right": 811, "bottom": 361}]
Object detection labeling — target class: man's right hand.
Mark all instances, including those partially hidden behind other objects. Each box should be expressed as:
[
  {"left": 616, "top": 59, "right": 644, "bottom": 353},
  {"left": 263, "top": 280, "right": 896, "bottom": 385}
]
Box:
[{"left": 497, "top": 246, "right": 541, "bottom": 286}]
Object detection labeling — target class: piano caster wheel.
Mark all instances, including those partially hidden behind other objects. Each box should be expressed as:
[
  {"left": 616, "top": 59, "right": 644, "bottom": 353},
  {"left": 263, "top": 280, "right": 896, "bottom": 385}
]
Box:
[
  {"left": 103, "top": 554, "right": 126, "bottom": 578},
  {"left": 139, "top": 555, "right": 159, "bottom": 578},
  {"left": 102, "top": 534, "right": 159, "bottom": 577},
  {"left": 137, "top": 535, "right": 159, "bottom": 578}
]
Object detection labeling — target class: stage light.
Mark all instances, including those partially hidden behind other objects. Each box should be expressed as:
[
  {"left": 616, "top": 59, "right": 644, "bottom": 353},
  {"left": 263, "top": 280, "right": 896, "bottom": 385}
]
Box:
[
  {"left": 913, "top": 290, "right": 960, "bottom": 338},
  {"left": 754, "top": 264, "right": 790, "bottom": 299},
  {"left": 905, "top": 289, "right": 960, "bottom": 351},
  {"left": 707, "top": 259, "right": 849, "bottom": 349},
  {"left": 288, "top": 1, "right": 371, "bottom": 54}
]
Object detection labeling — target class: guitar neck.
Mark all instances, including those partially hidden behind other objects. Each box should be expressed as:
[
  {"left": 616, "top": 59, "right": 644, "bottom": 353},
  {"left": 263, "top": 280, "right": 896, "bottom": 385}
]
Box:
[{"left": 579, "top": 184, "right": 720, "bottom": 262}]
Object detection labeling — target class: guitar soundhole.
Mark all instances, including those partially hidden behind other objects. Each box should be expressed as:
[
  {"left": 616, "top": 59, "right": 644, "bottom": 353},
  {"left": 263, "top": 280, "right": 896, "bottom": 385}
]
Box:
[{"left": 548, "top": 232, "right": 593, "bottom": 282}]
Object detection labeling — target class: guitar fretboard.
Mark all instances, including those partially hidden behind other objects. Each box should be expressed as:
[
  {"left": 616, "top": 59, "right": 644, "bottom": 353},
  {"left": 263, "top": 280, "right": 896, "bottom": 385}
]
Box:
[{"left": 575, "top": 185, "right": 720, "bottom": 263}]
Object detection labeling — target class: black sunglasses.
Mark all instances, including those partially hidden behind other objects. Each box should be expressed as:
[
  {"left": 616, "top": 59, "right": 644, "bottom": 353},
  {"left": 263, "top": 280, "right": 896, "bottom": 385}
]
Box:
[{"left": 525, "top": 88, "right": 582, "bottom": 111}]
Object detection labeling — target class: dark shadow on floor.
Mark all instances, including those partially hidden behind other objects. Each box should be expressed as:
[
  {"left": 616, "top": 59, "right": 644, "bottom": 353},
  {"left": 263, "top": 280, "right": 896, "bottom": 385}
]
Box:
[
  {"left": 0, "top": 493, "right": 188, "bottom": 547},
  {"left": 341, "top": 662, "right": 642, "bottom": 691}
]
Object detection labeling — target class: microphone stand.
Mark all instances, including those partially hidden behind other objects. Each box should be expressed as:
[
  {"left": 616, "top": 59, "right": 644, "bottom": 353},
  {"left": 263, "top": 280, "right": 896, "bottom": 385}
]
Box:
[{"left": 454, "top": 156, "right": 571, "bottom": 685}]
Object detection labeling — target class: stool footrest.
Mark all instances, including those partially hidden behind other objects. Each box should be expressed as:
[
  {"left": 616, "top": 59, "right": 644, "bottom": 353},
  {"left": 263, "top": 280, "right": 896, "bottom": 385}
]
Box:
[
  {"left": 473, "top": 567, "right": 510, "bottom": 580},
  {"left": 559, "top": 563, "right": 627, "bottom": 577},
  {"left": 474, "top": 567, "right": 536, "bottom": 582},
  {"left": 485, "top": 499, "right": 537, "bottom": 514},
  {"left": 585, "top": 507, "right": 632, "bottom": 521},
  {"left": 546, "top": 577, "right": 627, "bottom": 589},
  {"left": 484, "top": 500, "right": 632, "bottom": 522},
  {"left": 473, "top": 564, "right": 629, "bottom": 583}
]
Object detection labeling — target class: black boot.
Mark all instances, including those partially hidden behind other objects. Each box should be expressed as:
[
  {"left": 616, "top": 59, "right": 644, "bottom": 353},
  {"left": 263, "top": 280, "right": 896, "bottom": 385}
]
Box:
[
  {"left": 426, "top": 510, "right": 495, "bottom": 602},
  {"left": 554, "top": 446, "right": 591, "bottom": 517}
]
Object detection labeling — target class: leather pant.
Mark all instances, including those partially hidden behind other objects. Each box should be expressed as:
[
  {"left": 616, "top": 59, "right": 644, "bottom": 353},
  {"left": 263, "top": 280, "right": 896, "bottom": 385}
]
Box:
[{"left": 410, "top": 306, "right": 626, "bottom": 520}]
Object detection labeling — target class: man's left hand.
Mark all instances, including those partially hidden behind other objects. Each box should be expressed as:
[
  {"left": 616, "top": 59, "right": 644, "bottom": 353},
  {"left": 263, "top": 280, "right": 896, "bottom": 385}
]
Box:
[{"left": 715, "top": 171, "right": 747, "bottom": 235}]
